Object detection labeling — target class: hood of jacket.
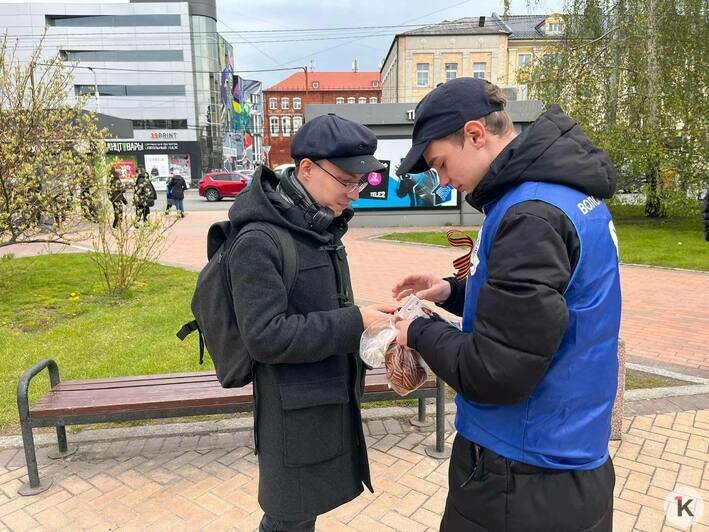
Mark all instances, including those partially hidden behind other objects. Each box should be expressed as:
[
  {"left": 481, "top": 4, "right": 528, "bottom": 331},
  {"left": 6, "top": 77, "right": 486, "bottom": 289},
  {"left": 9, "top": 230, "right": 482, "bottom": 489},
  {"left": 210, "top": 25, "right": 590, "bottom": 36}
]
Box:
[
  {"left": 467, "top": 105, "right": 617, "bottom": 211},
  {"left": 228, "top": 166, "right": 353, "bottom": 244}
]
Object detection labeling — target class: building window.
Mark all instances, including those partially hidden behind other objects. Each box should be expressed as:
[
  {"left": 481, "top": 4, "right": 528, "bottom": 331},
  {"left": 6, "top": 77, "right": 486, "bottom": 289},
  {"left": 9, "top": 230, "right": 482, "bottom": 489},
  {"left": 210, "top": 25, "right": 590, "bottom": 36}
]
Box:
[
  {"left": 358, "top": 97, "right": 367, "bottom": 104},
  {"left": 547, "top": 22, "right": 563, "bottom": 33},
  {"left": 369, "top": 97, "right": 378, "bottom": 104},
  {"left": 281, "top": 97, "right": 289, "bottom": 110},
  {"left": 61, "top": 50, "right": 183, "bottom": 62},
  {"left": 372, "top": 80, "right": 380, "bottom": 87},
  {"left": 416, "top": 63, "right": 429, "bottom": 87},
  {"left": 293, "top": 97, "right": 302, "bottom": 110},
  {"left": 281, "top": 116, "right": 292, "bottom": 137},
  {"left": 347, "top": 97, "right": 356, "bottom": 104},
  {"left": 74, "top": 84, "right": 185, "bottom": 96},
  {"left": 269, "top": 98, "right": 277, "bottom": 110},
  {"left": 312, "top": 81, "right": 320, "bottom": 89},
  {"left": 46, "top": 14, "right": 181, "bottom": 27},
  {"left": 518, "top": 53, "right": 532, "bottom": 69},
  {"left": 293, "top": 116, "right": 303, "bottom": 133},
  {"left": 445, "top": 63, "right": 458, "bottom": 81},
  {"left": 269, "top": 116, "right": 279, "bottom": 137},
  {"left": 336, "top": 97, "right": 345, "bottom": 104},
  {"left": 472, "top": 63, "right": 486, "bottom": 80}
]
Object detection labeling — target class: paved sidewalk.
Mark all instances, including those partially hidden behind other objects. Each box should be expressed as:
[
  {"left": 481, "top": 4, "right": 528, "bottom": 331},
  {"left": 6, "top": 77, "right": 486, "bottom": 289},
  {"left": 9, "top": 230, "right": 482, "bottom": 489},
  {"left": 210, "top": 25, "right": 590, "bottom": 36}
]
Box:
[
  {"left": 153, "top": 213, "right": 709, "bottom": 371},
  {"left": 0, "top": 406, "right": 708, "bottom": 531}
]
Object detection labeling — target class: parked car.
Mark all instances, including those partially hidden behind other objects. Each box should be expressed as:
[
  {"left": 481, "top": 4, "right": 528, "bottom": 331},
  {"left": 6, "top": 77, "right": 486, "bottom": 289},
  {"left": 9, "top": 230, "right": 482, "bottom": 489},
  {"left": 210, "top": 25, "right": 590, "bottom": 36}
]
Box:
[
  {"left": 198, "top": 171, "right": 249, "bottom": 201},
  {"left": 150, "top": 175, "right": 190, "bottom": 192},
  {"left": 236, "top": 169, "right": 256, "bottom": 183}
]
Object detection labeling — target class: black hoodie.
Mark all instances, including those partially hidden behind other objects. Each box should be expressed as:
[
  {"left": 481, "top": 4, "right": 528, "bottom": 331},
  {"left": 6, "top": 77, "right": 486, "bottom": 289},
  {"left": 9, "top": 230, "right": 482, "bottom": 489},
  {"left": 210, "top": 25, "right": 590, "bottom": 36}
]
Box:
[{"left": 408, "top": 105, "right": 617, "bottom": 405}]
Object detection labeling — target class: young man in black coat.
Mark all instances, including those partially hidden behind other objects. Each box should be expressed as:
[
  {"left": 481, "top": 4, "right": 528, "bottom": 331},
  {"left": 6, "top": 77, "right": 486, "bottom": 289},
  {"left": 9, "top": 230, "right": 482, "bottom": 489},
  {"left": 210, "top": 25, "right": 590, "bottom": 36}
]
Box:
[
  {"left": 228, "top": 114, "right": 393, "bottom": 532},
  {"left": 392, "top": 78, "right": 621, "bottom": 531}
]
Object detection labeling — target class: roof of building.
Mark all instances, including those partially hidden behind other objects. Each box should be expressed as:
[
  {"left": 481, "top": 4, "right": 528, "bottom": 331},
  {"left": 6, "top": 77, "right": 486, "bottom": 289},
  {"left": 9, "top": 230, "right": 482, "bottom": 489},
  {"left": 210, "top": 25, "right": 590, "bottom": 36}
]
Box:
[
  {"left": 400, "top": 16, "right": 506, "bottom": 36},
  {"left": 265, "top": 72, "right": 382, "bottom": 92},
  {"left": 398, "top": 13, "right": 563, "bottom": 41},
  {"left": 492, "top": 13, "right": 564, "bottom": 40}
]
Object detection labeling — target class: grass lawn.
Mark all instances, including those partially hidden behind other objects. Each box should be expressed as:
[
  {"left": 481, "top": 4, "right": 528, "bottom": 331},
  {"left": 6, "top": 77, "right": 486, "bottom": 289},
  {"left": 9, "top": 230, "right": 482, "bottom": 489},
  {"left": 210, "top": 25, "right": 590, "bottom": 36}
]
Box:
[
  {"left": 0, "top": 253, "right": 201, "bottom": 429},
  {"left": 379, "top": 205, "right": 707, "bottom": 271}
]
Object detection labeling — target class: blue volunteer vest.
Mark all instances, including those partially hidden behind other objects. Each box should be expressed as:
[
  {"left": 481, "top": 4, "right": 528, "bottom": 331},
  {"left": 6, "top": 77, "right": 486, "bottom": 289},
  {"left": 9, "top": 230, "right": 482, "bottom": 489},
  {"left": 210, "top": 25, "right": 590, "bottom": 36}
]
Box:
[{"left": 458, "top": 181, "right": 621, "bottom": 470}]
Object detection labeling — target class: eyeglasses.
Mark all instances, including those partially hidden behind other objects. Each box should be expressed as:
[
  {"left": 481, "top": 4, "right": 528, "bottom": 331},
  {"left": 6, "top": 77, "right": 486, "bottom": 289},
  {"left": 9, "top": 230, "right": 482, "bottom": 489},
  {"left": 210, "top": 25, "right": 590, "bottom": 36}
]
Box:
[{"left": 312, "top": 160, "right": 369, "bottom": 193}]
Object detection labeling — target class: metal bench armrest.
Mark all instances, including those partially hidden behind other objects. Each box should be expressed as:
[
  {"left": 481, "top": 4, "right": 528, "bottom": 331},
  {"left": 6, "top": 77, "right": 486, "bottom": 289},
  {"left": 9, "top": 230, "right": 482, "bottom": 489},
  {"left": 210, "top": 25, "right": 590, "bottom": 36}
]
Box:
[{"left": 17, "top": 359, "right": 60, "bottom": 421}]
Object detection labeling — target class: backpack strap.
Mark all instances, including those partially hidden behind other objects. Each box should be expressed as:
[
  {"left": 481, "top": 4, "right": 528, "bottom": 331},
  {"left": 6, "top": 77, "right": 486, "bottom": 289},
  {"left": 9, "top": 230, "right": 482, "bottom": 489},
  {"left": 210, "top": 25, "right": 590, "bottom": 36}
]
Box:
[
  {"left": 255, "top": 223, "right": 299, "bottom": 298},
  {"left": 228, "top": 222, "right": 299, "bottom": 298},
  {"left": 176, "top": 319, "right": 205, "bottom": 364}
]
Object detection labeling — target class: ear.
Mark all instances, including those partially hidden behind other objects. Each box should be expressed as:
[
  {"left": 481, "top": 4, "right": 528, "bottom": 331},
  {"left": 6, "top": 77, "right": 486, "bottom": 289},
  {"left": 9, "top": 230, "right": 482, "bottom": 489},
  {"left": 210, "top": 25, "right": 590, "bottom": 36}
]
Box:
[
  {"left": 463, "top": 120, "right": 486, "bottom": 149},
  {"left": 298, "top": 158, "right": 313, "bottom": 181}
]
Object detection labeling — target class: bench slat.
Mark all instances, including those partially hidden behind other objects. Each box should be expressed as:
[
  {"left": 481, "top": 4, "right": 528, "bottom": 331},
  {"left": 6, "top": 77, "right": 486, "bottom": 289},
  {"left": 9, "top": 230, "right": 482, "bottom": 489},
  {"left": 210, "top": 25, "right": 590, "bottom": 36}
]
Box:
[
  {"left": 29, "top": 370, "right": 436, "bottom": 420},
  {"left": 57, "top": 375, "right": 220, "bottom": 391},
  {"left": 56, "top": 371, "right": 220, "bottom": 386}
]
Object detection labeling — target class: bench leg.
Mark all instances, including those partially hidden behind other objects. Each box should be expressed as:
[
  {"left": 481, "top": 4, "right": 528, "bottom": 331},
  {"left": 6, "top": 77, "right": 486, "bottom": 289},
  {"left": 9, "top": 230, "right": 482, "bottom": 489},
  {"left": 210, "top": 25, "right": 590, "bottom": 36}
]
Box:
[
  {"left": 47, "top": 425, "right": 77, "bottom": 460},
  {"left": 426, "top": 377, "right": 451, "bottom": 460},
  {"left": 410, "top": 397, "right": 433, "bottom": 427},
  {"left": 18, "top": 421, "right": 52, "bottom": 496}
]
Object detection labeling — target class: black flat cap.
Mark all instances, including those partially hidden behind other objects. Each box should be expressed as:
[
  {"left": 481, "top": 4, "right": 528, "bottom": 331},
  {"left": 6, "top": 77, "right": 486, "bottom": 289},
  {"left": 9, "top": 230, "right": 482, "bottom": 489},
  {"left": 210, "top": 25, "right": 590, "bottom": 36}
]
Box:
[
  {"left": 398, "top": 77, "right": 504, "bottom": 175},
  {"left": 291, "top": 113, "right": 385, "bottom": 174}
]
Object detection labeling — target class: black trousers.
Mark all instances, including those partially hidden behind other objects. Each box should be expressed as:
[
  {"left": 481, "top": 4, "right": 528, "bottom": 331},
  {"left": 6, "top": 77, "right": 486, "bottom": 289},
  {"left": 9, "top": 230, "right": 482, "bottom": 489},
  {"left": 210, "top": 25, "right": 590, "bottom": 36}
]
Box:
[
  {"left": 441, "top": 433, "right": 615, "bottom": 532},
  {"left": 136, "top": 206, "right": 149, "bottom": 222},
  {"left": 259, "top": 514, "right": 315, "bottom": 532}
]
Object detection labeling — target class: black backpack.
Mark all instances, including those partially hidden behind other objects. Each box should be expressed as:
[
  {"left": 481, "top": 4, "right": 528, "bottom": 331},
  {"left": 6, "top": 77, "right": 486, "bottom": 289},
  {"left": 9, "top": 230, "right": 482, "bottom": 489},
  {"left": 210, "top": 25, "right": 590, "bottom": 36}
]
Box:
[{"left": 177, "top": 220, "right": 298, "bottom": 387}]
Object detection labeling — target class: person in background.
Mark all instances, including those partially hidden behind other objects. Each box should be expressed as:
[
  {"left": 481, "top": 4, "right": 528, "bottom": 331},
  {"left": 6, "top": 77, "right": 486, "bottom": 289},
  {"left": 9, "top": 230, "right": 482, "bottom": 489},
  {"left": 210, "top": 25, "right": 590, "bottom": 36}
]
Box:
[
  {"left": 133, "top": 166, "right": 156, "bottom": 223},
  {"left": 168, "top": 172, "right": 188, "bottom": 218},
  {"left": 109, "top": 168, "right": 127, "bottom": 229}
]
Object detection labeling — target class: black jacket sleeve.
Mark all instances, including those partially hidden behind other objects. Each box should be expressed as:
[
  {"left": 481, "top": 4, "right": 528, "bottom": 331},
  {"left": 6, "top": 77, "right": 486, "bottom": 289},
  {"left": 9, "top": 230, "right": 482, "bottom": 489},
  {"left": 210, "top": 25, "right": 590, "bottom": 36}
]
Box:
[
  {"left": 231, "top": 232, "right": 364, "bottom": 365},
  {"left": 408, "top": 201, "right": 578, "bottom": 404},
  {"left": 436, "top": 276, "right": 466, "bottom": 316}
]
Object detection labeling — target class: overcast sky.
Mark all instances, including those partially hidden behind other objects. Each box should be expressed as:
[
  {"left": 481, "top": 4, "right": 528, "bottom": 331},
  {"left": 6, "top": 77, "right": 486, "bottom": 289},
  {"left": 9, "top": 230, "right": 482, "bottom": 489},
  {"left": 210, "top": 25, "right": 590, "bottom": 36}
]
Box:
[{"left": 218, "top": 0, "right": 565, "bottom": 88}]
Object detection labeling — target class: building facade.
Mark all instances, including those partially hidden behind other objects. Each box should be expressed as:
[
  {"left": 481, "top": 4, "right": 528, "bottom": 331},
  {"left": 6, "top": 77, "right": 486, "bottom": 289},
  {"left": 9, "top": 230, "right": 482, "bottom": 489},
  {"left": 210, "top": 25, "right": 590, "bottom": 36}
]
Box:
[
  {"left": 263, "top": 72, "right": 382, "bottom": 166},
  {"left": 2, "top": 0, "right": 231, "bottom": 181},
  {"left": 381, "top": 13, "right": 565, "bottom": 104}
]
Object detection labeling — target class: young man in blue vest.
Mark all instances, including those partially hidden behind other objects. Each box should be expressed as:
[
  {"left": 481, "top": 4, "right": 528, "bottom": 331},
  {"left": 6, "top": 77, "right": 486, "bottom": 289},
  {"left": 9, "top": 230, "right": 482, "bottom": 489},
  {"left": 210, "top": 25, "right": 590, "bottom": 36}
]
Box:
[{"left": 392, "top": 77, "right": 621, "bottom": 531}]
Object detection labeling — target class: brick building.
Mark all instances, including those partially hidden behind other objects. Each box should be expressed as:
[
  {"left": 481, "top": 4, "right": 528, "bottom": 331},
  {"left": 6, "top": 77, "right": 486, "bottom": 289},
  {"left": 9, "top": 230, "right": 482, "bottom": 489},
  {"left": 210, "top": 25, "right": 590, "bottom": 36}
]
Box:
[{"left": 263, "top": 71, "right": 382, "bottom": 166}]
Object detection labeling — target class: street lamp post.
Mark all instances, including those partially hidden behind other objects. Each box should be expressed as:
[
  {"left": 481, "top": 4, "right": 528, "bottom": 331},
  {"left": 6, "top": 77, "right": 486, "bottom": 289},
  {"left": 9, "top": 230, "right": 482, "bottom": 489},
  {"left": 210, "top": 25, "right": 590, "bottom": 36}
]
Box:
[{"left": 87, "top": 67, "right": 101, "bottom": 114}]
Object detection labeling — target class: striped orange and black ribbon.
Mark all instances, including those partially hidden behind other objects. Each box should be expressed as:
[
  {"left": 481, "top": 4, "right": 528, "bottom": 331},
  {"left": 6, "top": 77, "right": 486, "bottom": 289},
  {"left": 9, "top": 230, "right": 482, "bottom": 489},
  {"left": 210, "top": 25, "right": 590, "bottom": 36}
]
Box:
[{"left": 446, "top": 229, "right": 475, "bottom": 282}]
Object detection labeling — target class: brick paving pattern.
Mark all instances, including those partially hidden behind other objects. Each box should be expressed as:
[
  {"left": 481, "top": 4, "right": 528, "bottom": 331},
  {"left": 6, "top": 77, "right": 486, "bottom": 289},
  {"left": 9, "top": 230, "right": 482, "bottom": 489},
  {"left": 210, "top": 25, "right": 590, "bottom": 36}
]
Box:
[{"left": 0, "top": 409, "right": 707, "bottom": 531}]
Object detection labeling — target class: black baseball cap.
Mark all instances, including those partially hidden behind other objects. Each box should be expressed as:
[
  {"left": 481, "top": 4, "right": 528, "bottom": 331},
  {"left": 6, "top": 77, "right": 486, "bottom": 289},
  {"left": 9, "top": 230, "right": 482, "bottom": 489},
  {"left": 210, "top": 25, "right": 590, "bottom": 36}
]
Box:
[
  {"left": 291, "top": 113, "right": 385, "bottom": 174},
  {"left": 397, "top": 77, "right": 504, "bottom": 175}
]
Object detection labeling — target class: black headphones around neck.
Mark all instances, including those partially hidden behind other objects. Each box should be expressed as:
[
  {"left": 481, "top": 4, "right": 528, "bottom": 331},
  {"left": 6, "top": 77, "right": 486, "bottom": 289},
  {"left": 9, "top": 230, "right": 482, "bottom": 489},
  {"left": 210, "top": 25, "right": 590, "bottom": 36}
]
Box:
[{"left": 279, "top": 170, "right": 335, "bottom": 233}]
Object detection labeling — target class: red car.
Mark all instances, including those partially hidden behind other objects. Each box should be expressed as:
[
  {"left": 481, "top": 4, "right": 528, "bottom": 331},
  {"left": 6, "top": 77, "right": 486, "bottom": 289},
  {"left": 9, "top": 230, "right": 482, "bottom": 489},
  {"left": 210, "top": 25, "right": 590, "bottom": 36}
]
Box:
[{"left": 198, "top": 171, "right": 249, "bottom": 202}]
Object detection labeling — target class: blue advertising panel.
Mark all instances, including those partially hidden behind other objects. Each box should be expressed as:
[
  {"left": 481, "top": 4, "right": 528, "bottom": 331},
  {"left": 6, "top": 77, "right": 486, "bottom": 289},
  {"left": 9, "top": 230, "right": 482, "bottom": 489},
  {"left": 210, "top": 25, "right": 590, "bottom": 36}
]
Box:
[{"left": 352, "top": 138, "right": 459, "bottom": 210}]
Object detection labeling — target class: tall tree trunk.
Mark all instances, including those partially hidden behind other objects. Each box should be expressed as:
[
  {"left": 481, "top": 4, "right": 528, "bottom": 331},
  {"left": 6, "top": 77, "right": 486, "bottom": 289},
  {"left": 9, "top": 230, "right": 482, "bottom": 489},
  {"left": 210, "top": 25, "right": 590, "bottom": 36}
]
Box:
[{"left": 644, "top": 0, "right": 665, "bottom": 218}]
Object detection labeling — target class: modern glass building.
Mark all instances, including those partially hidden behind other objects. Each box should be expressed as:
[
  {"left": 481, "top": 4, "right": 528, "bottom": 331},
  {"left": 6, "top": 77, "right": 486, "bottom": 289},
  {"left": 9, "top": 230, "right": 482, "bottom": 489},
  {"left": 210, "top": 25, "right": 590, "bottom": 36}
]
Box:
[{"left": 2, "top": 0, "right": 228, "bottom": 181}]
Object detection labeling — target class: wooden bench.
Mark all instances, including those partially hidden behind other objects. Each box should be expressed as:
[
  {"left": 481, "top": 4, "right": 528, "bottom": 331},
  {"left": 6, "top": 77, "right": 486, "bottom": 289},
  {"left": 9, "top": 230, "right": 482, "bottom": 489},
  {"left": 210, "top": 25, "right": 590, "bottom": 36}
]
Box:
[{"left": 17, "top": 359, "right": 448, "bottom": 495}]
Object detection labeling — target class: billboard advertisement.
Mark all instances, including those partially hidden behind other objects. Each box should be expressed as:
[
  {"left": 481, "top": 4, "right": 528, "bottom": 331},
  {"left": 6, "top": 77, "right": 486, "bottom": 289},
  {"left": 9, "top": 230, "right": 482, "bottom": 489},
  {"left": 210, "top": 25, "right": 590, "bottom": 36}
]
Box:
[{"left": 352, "top": 138, "right": 458, "bottom": 210}]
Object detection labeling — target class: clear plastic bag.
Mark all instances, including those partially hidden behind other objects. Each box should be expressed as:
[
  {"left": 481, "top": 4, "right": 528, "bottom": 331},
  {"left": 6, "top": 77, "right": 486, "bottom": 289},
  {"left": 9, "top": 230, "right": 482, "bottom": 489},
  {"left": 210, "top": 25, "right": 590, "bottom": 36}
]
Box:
[
  {"left": 359, "top": 317, "right": 397, "bottom": 369},
  {"left": 358, "top": 295, "right": 433, "bottom": 396}
]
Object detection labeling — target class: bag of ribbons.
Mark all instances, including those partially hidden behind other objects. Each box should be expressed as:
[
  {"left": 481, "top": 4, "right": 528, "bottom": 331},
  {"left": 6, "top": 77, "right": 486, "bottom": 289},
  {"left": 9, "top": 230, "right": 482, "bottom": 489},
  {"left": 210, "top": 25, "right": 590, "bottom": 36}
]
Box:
[{"left": 359, "top": 294, "right": 436, "bottom": 396}]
